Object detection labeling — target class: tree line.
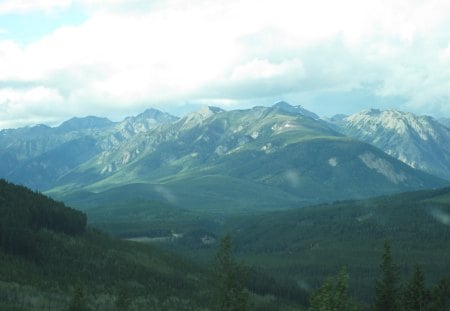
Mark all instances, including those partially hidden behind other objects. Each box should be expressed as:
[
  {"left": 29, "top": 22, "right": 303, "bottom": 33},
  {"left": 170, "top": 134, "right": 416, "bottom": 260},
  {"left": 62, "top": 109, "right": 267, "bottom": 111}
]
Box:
[
  {"left": 294, "top": 240, "right": 449, "bottom": 311},
  {"left": 0, "top": 179, "right": 86, "bottom": 258},
  {"left": 216, "top": 235, "right": 450, "bottom": 311}
]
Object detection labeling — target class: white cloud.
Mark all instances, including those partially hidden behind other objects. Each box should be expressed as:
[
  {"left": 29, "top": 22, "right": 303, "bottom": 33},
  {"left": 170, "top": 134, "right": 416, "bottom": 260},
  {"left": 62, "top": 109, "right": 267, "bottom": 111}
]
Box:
[
  {"left": 0, "top": 87, "right": 65, "bottom": 128},
  {"left": 0, "top": 0, "right": 72, "bottom": 14},
  {"left": 231, "top": 59, "right": 304, "bottom": 81},
  {"left": 0, "top": 86, "right": 62, "bottom": 104},
  {"left": 1, "top": 0, "right": 450, "bottom": 128}
]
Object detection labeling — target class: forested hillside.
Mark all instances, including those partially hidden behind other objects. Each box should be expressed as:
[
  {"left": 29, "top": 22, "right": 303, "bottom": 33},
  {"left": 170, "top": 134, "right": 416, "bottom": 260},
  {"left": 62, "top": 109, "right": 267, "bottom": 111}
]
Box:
[
  {"left": 1, "top": 181, "right": 450, "bottom": 310},
  {"left": 158, "top": 186, "right": 450, "bottom": 309},
  {"left": 0, "top": 179, "right": 86, "bottom": 258},
  {"left": 0, "top": 179, "right": 309, "bottom": 310},
  {"left": 222, "top": 187, "right": 450, "bottom": 304},
  {"left": 0, "top": 179, "right": 208, "bottom": 310}
]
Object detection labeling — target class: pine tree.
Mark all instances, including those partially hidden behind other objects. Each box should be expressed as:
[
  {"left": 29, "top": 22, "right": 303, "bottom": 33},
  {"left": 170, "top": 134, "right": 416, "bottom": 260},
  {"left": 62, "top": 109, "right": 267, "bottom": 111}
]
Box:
[
  {"left": 214, "top": 234, "right": 250, "bottom": 311},
  {"left": 309, "top": 277, "right": 334, "bottom": 311},
  {"left": 308, "top": 267, "right": 358, "bottom": 311},
  {"left": 429, "top": 278, "right": 450, "bottom": 311},
  {"left": 401, "top": 265, "right": 430, "bottom": 311},
  {"left": 115, "top": 286, "right": 132, "bottom": 311},
  {"left": 68, "top": 283, "right": 90, "bottom": 311},
  {"left": 374, "top": 240, "right": 400, "bottom": 311}
]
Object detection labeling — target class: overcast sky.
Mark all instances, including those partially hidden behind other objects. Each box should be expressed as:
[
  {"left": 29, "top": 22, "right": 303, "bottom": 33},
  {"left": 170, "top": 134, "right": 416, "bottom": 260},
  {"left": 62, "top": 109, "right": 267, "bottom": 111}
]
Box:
[{"left": 1, "top": 0, "right": 450, "bottom": 129}]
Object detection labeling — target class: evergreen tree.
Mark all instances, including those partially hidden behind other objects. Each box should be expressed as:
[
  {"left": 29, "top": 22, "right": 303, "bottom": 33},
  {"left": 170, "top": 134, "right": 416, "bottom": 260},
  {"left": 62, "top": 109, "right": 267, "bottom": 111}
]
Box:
[
  {"left": 429, "top": 278, "right": 450, "bottom": 311},
  {"left": 214, "top": 234, "right": 250, "bottom": 311},
  {"left": 68, "top": 283, "right": 90, "bottom": 311},
  {"left": 401, "top": 265, "right": 430, "bottom": 311},
  {"left": 308, "top": 267, "right": 358, "bottom": 311},
  {"left": 374, "top": 240, "right": 400, "bottom": 311},
  {"left": 115, "top": 286, "right": 132, "bottom": 311}
]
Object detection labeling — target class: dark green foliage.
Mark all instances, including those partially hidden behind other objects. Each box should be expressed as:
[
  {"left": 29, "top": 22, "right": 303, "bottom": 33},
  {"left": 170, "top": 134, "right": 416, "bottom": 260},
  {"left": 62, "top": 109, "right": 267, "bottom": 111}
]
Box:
[
  {"left": 429, "top": 278, "right": 450, "bottom": 311},
  {"left": 214, "top": 234, "right": 250, "bottom": 311},
  {"left": 374, "top": 240, "right": 400, "bottom": 311},
  {"left": 0, "top": 226, "right": 37, "bottom": 258},
  {"left": 0, "top": 179, "right": 86, "bottom": 259},
  {"left": 401, "top": 265, "right": 430, "bottom": 311},
  {"left": 215, "top": 186, "right": 450, "bottom": 302},
  {"left": 115, "top": 287, "right": 132, "bottom": 311},
  {"left": 0, "top": 179, "right": 86, "bottom": 234},
  {"left": 1, "top": 225, "right": 213, "bottom": 310},
  {"left": 1, "top": 178, "right": 450, "bottom": 310},
  {"left": 68, "top": 284, "right": 90, "bottom": 311},
  {"left": 246, "top": 268, "right": 309, "bottom": 305},
  {"left": 305, "top": 244, "right": 449, "bottom": 311},
  {"left": 308, "top": 267, "right": 358, "bottom": 311},
  {"left": 0, "top": 180, "right": 214, "bottom": 310}
]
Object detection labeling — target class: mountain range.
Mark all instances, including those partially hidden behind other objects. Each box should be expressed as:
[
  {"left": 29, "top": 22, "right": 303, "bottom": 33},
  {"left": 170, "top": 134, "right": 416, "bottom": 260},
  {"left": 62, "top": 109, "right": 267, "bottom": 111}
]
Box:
[
  {"left": 0, "top": 102, "right": 448, "bottom": 212},
  {"left": 333, "top": 109, "right": 450, "bottom": 181}
]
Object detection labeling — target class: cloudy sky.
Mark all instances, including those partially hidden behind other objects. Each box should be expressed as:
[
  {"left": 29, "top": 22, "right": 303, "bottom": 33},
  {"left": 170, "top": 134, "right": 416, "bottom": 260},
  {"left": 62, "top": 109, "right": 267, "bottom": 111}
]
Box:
[{"left": 1, "top": 0, "right": 450, "bottom": 129}]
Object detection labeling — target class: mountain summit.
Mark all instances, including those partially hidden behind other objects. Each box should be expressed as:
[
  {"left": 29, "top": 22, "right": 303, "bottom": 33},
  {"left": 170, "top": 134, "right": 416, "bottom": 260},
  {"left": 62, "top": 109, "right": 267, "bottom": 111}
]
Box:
[
  {"left": 58, "top": 116, "right": 114, "bottom": 132},
  {"left": 335, "top": 109, "right": 450, "bottom": 180},
  {"left": 272, "top": 101, "right": 319, "bottom": 119},
  {"left": 134, "top": 108, "right": 179, "bottom": 123},
  {"left": 180, "top": 106, "right": 225, "bottom": 126}
]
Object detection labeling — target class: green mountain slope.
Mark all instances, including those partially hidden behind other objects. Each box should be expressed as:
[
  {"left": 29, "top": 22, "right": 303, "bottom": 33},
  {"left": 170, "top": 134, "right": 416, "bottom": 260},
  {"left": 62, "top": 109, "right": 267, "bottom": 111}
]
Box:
[
  {"left": 0, "top": 179, "right": 213, "bottom": 310},
  {"left": 48, "top": 103, "right": 448, "bottom": 212},
  {"left": 0, "top": 179, "right": 310, "bottom": 310},
  {"left": 218, "top": 187, "right": 450, "bottom": 301}
]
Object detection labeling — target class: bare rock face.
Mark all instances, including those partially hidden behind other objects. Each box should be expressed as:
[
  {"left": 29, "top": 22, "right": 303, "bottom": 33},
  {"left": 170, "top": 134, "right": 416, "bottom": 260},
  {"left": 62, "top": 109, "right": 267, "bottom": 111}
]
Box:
[{"left": 335, "top": 109, "right": 450, "bottom": 181}]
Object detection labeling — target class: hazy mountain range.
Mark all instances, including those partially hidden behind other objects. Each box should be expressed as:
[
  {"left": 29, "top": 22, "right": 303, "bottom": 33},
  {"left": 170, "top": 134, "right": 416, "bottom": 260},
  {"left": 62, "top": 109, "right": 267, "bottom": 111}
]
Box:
[
  {"left": 0, "top": 102, "right": 448, "bottom": 212},
  {"left": 332, "top": 109, "right": 450, "bottom": 181}
]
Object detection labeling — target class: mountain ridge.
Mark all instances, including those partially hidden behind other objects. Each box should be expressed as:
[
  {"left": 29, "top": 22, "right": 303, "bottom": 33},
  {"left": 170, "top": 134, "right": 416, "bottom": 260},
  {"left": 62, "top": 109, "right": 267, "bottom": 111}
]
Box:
[
  {"left": 0, "top": 103, "right": 448, "bottom": 212},
  {"left": 333, "top": 108, "right": 450, "bottom": 180},
  {"left": 58, "top": 116, "right": 115, "bottom": 132},
  {"left": 45, "top": 103, "right": 447, "bottom": 212}
]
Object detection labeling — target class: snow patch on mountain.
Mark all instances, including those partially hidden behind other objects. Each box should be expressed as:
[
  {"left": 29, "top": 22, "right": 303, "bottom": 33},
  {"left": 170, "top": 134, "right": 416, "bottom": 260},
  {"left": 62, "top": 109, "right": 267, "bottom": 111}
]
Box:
[
  {"left": 251, "top": 131, "right": 259, "bottom": 139},
  {"left": 261, "top": 143, "right": 275, "bottom": 154},
  {"left": 215, "top": 145, "right": 228, "bottom": 156},
  {"left": 328, "top": 157, "right": 338, "bottom": 167}
]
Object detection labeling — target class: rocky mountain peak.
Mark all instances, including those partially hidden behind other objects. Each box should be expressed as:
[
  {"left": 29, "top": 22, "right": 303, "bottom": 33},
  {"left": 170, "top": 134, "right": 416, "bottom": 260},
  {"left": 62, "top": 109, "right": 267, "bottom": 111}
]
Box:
[
  {"left": 272, "top": 101, "right": 319, "bottom": 119},
  {"left": 114, "top": 108, "right": 178, "bottom": 137},
  {"left": 179, "top": 106, "right": 225, "bottom": 129},
  {"left": 345, "top": 109, "right": 439, "bottom": 138},
  {"left": 58, "top": 116, "right": 114, "bottom": 132},
  {"left": 338, "top": 108, "right": 450, "bottom": 180},
  {"left": 135, "top": 108, "right": 178, "bottom": 123}
]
